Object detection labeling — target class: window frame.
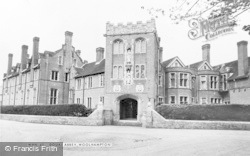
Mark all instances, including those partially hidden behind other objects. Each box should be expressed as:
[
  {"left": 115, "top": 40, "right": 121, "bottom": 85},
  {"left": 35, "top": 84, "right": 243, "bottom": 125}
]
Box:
[
  {"left": 76, "top": 78, "right": 81, "bottom": 90},
  {"left": 65, "top": 73, "right": 69, "bottom": 82},
  {"left": 87, "top": 97, "right": 92, "bottom": 108},
  {"left": 88, "top": 77, "right": 92, "bottom": 88},
  {"left": 135, "top": 38, "right": 146, "bottom": 54},
  {"left": 179, "top": 73, "right": 189, "bottom": 88},
  {"left": 113, "top": 40, "right": 124, "bottom": 54},
  {"left": 158, "top": 96, "right": 164, "bottom": 103},
  {"left": 58, "top": 56, "right": 63, "bottom": 65},
  {"left": 50, "top": 88, "right": 58, "bottom": 105},
  {"left": 99, "top": 74, "right": 104, "bottom": 87},
  {"left": 179, "top": 95, "right": 188, "bottom": 104},
  {"left": 201, "top": 97, "right": 207, "bottom": 104},
  {"left": 51, "top": 70, "right": 59, "bottom": 81},
  {"left": 210, "top": 75, "right": 219, "bottom": 90},
  {"left": 221, "top": 74, "right": 227, "bottom": 91},
  {"left": 134, "top": 64, "right": 146, "bottom": 79},
  {"left": 169, "top": 72, "right": 176, "bottom": 88},
  {"left": 200, "top": 75, "right": 207, "bottom": 90},
  {"left": 100, "top": 96, "right": 104, "bottom": 104},
  {"left": 169, "top": 95, "right": 176, "bottom": 104}
]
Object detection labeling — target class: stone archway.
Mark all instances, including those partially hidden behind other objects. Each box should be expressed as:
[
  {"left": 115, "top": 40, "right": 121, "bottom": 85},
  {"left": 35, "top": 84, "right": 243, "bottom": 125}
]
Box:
[
  {"left": 116, "top": 94, "right": 139, "bottom": 121},
  {"left": 120, "top": 98, "right": 138, "bottom": 120}
]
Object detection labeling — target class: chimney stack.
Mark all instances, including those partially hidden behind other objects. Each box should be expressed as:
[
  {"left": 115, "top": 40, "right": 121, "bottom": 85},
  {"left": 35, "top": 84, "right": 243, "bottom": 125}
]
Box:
[
  {"left": 96, "top": 47, "right": 104, "bottom": 62},
  {"left": 202, "top": 44, "right": 210, "bottom": 63},
  {"left": 237, "top": 41, "right": 248, "bottom": 76},
  {"left": 32, "top": 37, "right": 39, "bottom": 66},
  {"left": 65, "top": 31, "right": 73, "bottom": 46},
  {"left": 7, "top": 53, "right": 13, "bottom": 75},
  {"left": 21, "top": 45, "right": 28, "bottom": 71}
]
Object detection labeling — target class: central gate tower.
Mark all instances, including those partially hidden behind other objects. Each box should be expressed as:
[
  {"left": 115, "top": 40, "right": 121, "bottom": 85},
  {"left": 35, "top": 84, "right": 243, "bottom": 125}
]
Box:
[{"left": 104, "top": 19, "right": 161, "bottom": 124}]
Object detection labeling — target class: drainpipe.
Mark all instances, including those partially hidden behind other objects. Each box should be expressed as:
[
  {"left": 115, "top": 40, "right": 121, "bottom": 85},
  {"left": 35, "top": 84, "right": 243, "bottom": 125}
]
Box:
[
  {"left": 13, "top": 76, "right": 17, "bottom": 105},
  {"left": 23, "top": 72, "right": 27, "bottom": 105},
  {"left": 37, "top": 68, "right": 41, "bottom": 105}
]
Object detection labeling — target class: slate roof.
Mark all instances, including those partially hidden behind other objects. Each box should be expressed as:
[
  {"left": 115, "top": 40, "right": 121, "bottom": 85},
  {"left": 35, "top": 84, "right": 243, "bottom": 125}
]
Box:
[
  {"left": 213, "top": 57, "right": 250, "bottom": 81},
  {"left": 188, "top": 61, "right": 204, "bottom": 70},
  {"left": 75, "top": 59, "right": 105, "bottom": 78},
  {"left": 161, "top": 57, "right": 177, "bottom": 67}
]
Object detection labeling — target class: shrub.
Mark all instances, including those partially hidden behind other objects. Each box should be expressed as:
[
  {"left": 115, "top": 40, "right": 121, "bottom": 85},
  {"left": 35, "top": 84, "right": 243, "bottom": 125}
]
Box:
[
  {"left": 0, "top": 104, "right": 93, "bottom": 117},
  {"left": 155, "top": 104, "right": 250, "bottom": 121}
]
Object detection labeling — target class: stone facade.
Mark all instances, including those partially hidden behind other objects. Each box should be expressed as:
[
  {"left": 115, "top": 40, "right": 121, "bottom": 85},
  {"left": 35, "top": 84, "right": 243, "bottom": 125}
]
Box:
[
  {"left": 2, "top": 32, "right": 84, "bottom": 105},
  {"left": 1, "top": 19, "right": 250, "bottom": 124}
]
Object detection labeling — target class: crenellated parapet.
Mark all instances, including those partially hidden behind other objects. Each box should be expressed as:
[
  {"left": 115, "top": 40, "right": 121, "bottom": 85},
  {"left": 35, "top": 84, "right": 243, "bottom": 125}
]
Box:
[{"left": 106, "top": 19, "right": 156, "bottom": 36}]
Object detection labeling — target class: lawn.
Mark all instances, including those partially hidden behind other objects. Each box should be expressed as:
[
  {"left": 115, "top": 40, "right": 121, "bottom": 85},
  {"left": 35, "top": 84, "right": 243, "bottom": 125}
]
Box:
[
  {"left": 155, "top": 104, "right": 250, "bottom": 121},
  {"left": 0, "top": 104, "right": 93, "bottom": 117}
]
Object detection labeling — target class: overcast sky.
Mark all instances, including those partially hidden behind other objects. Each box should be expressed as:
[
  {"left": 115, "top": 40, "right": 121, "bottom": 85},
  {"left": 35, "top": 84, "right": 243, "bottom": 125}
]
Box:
[{"left": 0, "top": 0, "right": 249, "bottom": 83}]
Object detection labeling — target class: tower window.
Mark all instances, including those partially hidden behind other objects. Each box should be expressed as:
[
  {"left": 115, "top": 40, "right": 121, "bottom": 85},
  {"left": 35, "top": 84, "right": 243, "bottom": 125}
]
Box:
[
  {"left": 118, "top": 66, "right": 123, "bottom": 79},
  {"left": 50, "top": 88, "right": 57, "bottom": 104},
  {"left": 65, "top": 73, "right": 69, "bottom": 82},
  {"left": 113, "top": 66, "right": 118, "bottom": 79},
  {"left": 135, "top": 38, "right": 146, "bottom": 53},
  {"left": 58, "top": 56, "right": 63, "bottom": 65},
  {"left": 51, "top": 71, "right": 59, "bottom": 81},
  {"left": 135, "top": 65, "right": 140, "bottom": 78},
  {"left": 113, "top": 40, "right": 124, "bottom": 54},
  {"left": 141, "top": 65, "right": 145, "bottom": 78}
]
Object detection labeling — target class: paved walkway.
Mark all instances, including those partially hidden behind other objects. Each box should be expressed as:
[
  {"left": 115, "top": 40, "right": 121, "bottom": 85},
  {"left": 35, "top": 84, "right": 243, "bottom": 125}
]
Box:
[{"left": 1, "top": 119, "right": 250, "bottom": 156}]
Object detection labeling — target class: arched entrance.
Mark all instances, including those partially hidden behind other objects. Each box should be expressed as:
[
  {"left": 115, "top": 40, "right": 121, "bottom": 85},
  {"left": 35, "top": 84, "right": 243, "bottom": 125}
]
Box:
[{"left": 120, "top": 98, "right": 138, "bottom": 120}]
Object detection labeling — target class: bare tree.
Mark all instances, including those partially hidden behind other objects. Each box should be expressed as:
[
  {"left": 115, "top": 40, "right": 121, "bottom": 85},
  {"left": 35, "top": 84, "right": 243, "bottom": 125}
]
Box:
[{"left": 141, "top": 0, "right": 250, "bottom": 34}]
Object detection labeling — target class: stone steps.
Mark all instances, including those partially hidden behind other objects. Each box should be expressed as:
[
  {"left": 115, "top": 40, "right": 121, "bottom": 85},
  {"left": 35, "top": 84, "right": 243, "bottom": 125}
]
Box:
[{"left": 114, "top": 120, "right": 142, "bottom": 127}]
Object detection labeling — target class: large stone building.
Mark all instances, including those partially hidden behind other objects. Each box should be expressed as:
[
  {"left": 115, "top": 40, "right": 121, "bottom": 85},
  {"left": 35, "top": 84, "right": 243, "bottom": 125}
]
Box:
[{"left": 2, "top": 19, "right": 250, "bottom": 122}]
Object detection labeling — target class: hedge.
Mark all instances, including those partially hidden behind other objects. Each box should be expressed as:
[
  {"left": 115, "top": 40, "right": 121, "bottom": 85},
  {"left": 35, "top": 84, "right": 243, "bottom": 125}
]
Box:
[
  {"left": 0, "top": 104, "right": 93, "bottom": 117},
  {"left": 155, "top": 104, "right": 250, "bottom": 121}
]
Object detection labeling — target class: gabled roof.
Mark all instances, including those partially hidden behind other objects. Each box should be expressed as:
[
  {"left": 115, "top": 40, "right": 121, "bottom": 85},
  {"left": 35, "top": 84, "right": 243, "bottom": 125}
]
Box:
[
  {"left": 161, "top": 57, "right": 176, "bottom": 67},
  {"left": 74, "top": 66, "right": 84, "bottom": 75},
  {"left": 198, "top": 61, "right": 213, "bottom": 70},
  {"left": 162, "top": 56, "right": 185, "bottom": 68},
  {"left": 75, "top": 59, "right": 105, "bottom": 78}
]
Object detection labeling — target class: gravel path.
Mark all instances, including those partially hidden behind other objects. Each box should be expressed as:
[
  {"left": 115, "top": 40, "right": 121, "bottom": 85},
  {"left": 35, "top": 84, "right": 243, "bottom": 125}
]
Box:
[{"left": 1, "top": 119, "right": 250, "bottom": 156}]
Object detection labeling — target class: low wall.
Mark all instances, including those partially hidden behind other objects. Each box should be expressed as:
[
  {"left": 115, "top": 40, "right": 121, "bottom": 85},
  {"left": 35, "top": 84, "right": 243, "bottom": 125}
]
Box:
[
  {"left": 143, "top": 105, "right": 250, "bottom": 130},
  {"left": 0, "top": 114, "right": 102, "bottom": 126},
  {"left": 0, "top": 103, "right": 105, "bottom": 126}
]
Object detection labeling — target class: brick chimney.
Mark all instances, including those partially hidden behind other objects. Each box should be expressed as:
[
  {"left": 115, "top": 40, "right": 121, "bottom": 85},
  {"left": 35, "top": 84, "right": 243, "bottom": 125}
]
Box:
[
  {"left": 32, "top": 37, "right": 39, "bottom": 66},
  {"left": 21, "top": 45, "right": 28, "bottom": 71},
  {"left": 96, "top": 47, "right": 104, "bottom": 62},
  {"left": 237, "top": 41, "right": 248, "bottom": 76},
  {"left": 7, "top": 53, "right": 13, "bottom": 75},
  {"left": 202, "top": 44, "right": 210, "bottom": 63},
  {"left": 65, "top": 31, "right": 73, "bottom": 46}
]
